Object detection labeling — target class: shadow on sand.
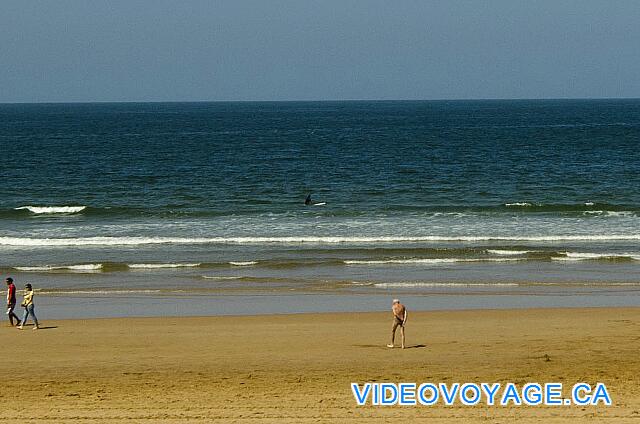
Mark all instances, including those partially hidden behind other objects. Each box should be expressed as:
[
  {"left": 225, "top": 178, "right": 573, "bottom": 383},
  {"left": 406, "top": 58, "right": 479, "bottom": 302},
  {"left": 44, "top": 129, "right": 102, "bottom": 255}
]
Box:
[
  {"left": 353, "top": 344, "right": 426, "bottom": 349},
  {"left": 16, "top": 324, "right": 58, "bottom": 330}
]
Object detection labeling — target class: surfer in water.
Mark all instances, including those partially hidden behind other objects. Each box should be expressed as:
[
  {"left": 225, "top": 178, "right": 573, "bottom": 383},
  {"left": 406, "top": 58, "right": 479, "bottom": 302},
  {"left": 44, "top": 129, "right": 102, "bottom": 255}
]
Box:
[{"left": 304, "top": 194, "right": 326, "bottom": 206}]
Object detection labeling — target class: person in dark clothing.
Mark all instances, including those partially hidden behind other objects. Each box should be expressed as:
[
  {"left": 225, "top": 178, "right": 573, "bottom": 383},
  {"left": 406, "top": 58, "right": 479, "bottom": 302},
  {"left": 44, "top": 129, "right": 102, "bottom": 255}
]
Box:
[{"left": 5, "top": 277, "right": 21, "bottom": 327}]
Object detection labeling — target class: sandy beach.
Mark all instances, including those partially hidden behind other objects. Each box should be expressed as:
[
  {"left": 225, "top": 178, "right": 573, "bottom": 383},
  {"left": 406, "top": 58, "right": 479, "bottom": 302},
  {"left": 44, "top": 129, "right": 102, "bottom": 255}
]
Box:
[{"left": 1, "top": 307, "right": 639, "bottom": 423}]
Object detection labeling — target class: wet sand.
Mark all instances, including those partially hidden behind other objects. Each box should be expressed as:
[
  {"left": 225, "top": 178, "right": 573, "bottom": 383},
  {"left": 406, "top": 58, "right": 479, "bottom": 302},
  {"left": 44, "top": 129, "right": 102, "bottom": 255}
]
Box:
[{"left": 1, "top": 307, "right": 639, "bottom": 423}]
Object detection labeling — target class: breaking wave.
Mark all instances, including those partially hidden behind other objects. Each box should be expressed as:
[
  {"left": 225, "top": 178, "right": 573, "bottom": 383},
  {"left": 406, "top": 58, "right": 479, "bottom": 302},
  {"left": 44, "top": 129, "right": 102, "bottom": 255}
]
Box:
[
  {"left": 128, "top": 263, "right": 201, "bottom": 269},
  {"left": 486, "top": 249, "right": 533, "bottom": 255},
  {"left": 552, "top": 252, "right": 640, "bottom": 262},
  {"left": 3, "top": 234, "right": 640, "bottom": 247},
  {"left": 14, "top": 205, "right": 87, "bottom": 214},
  {"left": 14, "top": 263, "right": 103, "bottom": 272},
  {"left": 344, "top": 258, "right": 526, "bottom": 265}
]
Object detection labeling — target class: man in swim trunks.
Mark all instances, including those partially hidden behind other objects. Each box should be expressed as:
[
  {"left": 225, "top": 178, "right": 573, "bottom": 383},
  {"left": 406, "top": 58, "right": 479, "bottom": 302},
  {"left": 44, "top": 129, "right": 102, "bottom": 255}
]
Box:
[{"left": 387, "top": 299, "right": 407, "bottom": 349}]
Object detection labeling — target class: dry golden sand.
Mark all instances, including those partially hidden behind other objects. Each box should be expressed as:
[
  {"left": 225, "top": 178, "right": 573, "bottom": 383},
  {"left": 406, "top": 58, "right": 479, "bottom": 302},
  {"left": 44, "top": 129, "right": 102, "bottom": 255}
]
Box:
[{"left": 1, "top": 307, "right": 639, "bottom": 423}]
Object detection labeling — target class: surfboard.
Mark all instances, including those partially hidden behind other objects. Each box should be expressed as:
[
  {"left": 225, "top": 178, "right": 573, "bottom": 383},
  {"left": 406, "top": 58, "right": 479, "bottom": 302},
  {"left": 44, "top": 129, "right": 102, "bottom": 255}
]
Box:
[{"left": 314, "top": 202, "right": 327, "bottom": 206}]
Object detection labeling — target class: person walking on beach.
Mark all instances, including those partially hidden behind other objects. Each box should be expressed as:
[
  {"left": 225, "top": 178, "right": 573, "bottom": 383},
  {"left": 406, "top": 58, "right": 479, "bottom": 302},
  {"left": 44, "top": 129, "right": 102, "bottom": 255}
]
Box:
[
  {"left": 387, "top": 299, "right": 407, "bottom": 349},
  {"left": 17, "top": 283, "right": 39, "bottom": 330},
  {"left": 5, "top": 277, "right": 21, "bottom": 327}
]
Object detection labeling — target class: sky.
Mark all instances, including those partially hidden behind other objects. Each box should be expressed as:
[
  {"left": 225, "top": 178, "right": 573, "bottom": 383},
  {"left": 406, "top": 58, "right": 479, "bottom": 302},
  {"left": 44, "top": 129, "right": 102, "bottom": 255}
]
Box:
[{"left": 1, "top": 0, "right": 639, "bottom": 102}]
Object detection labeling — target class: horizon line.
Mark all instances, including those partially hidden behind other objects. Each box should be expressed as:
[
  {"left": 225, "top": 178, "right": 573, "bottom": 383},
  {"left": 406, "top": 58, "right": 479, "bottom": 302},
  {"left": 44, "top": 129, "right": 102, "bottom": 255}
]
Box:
[{"left": 1, "top": 96, "right": 640, "bottom": 105}]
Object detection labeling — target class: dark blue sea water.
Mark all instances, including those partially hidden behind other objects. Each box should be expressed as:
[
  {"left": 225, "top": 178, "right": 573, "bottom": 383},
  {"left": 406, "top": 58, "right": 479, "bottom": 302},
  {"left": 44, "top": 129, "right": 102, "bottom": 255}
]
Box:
[{"left": 1, "top": 100, "right": 640, "bottom": 317}]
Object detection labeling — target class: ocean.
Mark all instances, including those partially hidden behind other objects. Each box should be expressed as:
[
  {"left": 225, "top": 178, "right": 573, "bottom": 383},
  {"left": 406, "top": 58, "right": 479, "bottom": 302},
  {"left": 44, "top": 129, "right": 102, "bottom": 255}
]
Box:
[{"left": 1, "top": 100, "right": 640, "bottom": 318}]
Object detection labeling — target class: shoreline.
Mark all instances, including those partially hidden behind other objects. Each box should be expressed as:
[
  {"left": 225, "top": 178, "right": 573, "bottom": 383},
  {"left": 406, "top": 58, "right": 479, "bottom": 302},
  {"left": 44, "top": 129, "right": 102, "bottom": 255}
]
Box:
[{"left": 11, "top": 304, "right": 640, "bottom": 321}]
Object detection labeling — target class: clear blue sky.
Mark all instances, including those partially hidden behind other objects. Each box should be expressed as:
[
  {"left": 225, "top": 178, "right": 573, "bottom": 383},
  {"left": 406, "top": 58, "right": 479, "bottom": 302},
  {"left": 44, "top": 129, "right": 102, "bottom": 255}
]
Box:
[{"left": 2, "top": 1, "right": 639, "bottom": 102}]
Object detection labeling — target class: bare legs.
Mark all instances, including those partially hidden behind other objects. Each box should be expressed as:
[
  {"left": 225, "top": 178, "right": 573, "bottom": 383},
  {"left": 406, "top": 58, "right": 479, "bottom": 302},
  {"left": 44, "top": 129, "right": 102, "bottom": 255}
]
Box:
[{"left": 388, "top": 322, "right": 405, "bottom": 349}]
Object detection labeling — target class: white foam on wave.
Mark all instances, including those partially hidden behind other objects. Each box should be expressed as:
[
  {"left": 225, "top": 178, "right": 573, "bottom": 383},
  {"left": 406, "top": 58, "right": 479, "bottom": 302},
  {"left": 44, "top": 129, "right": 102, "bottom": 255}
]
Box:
[
  {"left": 201, "top": 276, "right": 242, "bottom": 280},
  {"left": 14, "top": 266, "right": 53, "bottom": 271},
  {"left": 128, "top": 263, "right": 201, "bottom": 269},
  {"left": 344, "top": 258, "right": 525, "bottom": 265},
  {"left": 229, "top": 261, "right": 258, "bottom": 266},
  {"left": 345, "top": 258, "right": 460, "bottom": 265},
  {"left": 553, "top": 252, "right": 606, "bottom": 261},
  {"left": 2, "top": 234, "right": 640, "bottom": 247},
  {"left": 349, "top": 281, "right": 375, "bottom": 286},
  {"left": 552, "top": 252, "right": 640, "bottom": 261},
  {"left": 375, "top": 282, "right": 519, "bottom": 288},
  {"left": 486, "top": 249, "right": 533, "bottom": 255},
  {"left": 505, "top": 202, "right": 532, "bottom": 207},
  {"left": 604, "top": 211, "right": 636, "bottom": 217},
  {"left": 15, "top": 206, "right": 87, "bottom": 214},
  {"left": 583, "top": 210, "right": 635, "bottom": 217},
  {"left": 14, "top": 264, "right": 103, "bottom": 272}
]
